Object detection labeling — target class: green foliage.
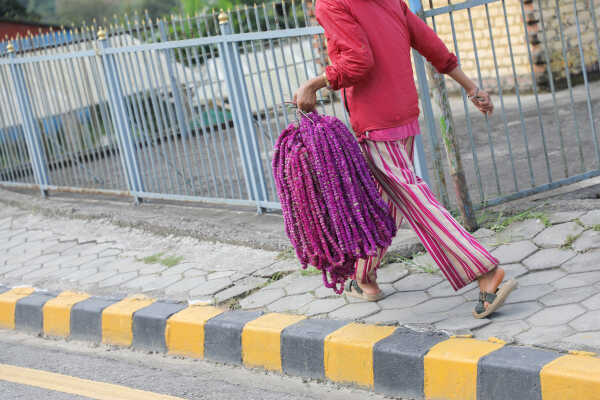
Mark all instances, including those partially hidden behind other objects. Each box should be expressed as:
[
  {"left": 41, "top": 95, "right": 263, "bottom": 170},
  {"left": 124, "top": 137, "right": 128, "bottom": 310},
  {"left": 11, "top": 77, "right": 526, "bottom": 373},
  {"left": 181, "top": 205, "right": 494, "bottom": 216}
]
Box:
[
  {"left": 142, "top": 252, "right": 164, "bottom": 264},
  {"left": 276, "top": 247, "right": 296, "bottom": 260},
  {"left": 2, "top": 0, "right": 40, "bottom": 20},
  {"left": 139, "top": 252, "right": 184, "bottom": 267},
  {"left": 35, "top": 0, "right": 177, "bottom": 25},
  {"left": 160, "top": 255, "right": 185, "bottom": 267},
  {"left": 488, "top": 210, "right": 550, "bottom": 232},
  {"left": 561, "top": 234, "right": 577, "bottom": 250},
  {"left": 300, "top": 266, "right": 321, "bottom": 276},
  {"left": 593, "top": 225, "right": 600, "bottom": 232}
]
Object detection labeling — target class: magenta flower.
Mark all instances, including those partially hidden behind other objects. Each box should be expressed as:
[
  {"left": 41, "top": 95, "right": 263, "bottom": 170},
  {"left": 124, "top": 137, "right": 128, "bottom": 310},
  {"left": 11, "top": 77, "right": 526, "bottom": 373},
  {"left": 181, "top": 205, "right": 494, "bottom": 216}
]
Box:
[{"left": 272, "top": 112, "right": 396, "bottom": 294}]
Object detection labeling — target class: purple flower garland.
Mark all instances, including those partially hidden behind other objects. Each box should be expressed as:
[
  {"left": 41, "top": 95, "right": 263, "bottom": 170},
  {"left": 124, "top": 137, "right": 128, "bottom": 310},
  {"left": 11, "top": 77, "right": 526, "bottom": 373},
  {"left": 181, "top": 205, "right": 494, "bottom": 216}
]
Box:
[{"left": 272, "top": 112, "right": 397, "bottom": 294}]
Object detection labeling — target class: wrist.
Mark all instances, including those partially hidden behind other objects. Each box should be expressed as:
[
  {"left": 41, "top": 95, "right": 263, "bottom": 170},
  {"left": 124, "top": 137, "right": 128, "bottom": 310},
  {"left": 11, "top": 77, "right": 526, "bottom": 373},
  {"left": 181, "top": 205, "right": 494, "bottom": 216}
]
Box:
[
  {"left": 307, "top": 74, "right": 327, "bottom": 91},
  {"left": 466, "top": 85, "right": 479, "bottom": 97}
]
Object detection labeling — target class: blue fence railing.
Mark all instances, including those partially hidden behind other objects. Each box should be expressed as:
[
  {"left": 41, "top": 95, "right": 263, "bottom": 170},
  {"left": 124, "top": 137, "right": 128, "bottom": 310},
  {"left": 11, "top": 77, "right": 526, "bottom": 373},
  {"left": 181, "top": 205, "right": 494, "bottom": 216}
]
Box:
[{"left": 0, "top": 1, "right": 599, "bottom": 214}]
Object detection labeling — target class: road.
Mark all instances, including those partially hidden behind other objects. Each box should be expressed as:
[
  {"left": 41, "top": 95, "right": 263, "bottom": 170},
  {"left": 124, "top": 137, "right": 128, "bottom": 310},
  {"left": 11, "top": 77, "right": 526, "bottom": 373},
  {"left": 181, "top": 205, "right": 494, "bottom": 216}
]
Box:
[{"left": 0, "top": 330, "right": 391, "bottom": 400}]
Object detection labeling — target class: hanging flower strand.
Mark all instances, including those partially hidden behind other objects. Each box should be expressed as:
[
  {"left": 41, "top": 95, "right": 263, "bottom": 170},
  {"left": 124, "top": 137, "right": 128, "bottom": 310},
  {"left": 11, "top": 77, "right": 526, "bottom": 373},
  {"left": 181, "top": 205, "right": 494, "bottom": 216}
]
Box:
[{"left": 272, "top": 112, "right": 397, "bottom": 294}]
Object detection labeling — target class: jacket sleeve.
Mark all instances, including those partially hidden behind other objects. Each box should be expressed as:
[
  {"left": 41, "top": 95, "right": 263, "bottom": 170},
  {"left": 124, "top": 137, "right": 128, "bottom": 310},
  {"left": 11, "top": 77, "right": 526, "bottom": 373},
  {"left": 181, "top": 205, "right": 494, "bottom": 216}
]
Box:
[
  {"left": 401, "top": 1, "right": 458, "bottom": 74},
  {"left": 315, "top": 0, "right": 375, "bottom": 90}
]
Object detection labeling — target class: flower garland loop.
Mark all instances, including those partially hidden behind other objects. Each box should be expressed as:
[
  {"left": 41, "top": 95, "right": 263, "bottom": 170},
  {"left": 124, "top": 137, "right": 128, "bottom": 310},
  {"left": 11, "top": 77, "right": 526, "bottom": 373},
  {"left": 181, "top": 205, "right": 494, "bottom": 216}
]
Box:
[{"left": 272, "top": 112, "right": 397, "bottom": 294}]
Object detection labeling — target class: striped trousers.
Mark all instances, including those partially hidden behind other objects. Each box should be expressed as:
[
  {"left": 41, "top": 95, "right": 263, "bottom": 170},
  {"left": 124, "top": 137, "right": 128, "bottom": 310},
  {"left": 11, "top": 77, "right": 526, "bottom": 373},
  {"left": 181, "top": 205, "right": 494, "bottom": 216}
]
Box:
[{"left": 353, "top": 136, "right": 499, "bottom": 291}]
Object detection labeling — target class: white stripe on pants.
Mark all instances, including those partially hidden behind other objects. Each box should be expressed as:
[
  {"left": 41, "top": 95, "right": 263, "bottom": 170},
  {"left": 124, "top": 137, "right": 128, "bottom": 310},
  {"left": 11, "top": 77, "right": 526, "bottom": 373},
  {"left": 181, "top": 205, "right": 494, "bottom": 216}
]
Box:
[{"left": 353, "top": 136, "right": 498, "bottom": 290}]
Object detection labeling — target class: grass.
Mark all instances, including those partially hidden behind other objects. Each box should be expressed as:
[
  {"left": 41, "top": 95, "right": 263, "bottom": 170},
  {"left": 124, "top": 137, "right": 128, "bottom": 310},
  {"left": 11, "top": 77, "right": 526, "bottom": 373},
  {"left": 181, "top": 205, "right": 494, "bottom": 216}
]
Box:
[
  {"left": 276, "top": 247, "right": 296, "bottom": 260},
  {"left": 487, "top": 210, "right": 551, "bottom": 232},
  {"left": 301, "top": 266, "right": 322, "bottom": 276},
  {"left": 561, "top": 234, "right": 577, "bottom": 249},
  {"left": 382, "top": 251, "right": 437, "bottom": 274},
  {"left": 139, "top": 252, "right": 184, "bottom": 268},
  {"left": 593, "top": 225, "right": 600, "bottom": 232},
  {"left": 268, "top": 271, "right": 286, "bottom": 282},
  {"left": 141, "top": 253, "right": 164, "bottom": 264},
  {"left": 160, "top": 255, "right": 184, "bottom": 268}
]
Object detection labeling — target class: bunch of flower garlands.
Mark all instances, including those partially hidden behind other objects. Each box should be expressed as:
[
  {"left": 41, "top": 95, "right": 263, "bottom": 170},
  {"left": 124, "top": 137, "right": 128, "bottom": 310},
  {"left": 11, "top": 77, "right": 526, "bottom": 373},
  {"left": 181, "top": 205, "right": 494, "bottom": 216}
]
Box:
[{"left": 272, "top": 112, "right": 397, "bottom": 294}]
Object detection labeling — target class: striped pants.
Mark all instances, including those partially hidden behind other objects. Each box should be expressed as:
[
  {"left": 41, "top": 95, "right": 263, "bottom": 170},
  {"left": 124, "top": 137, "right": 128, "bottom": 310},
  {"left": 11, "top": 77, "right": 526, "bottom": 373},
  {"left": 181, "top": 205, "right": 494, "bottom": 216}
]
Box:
[{"left": 353, "top": 136, "right": 498, "bottom": 291}]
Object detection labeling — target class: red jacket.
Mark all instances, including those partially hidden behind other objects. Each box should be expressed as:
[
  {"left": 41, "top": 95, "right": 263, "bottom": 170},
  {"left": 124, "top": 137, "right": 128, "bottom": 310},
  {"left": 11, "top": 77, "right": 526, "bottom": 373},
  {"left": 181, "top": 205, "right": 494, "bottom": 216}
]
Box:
[{"left": 316, "top": 0, "right": 458, "bottom": 134}]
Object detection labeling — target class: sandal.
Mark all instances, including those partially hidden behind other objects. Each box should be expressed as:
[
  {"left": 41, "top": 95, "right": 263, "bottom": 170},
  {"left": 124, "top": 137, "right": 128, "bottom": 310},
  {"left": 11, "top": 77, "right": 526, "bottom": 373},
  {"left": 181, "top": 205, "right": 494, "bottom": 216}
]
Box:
[
  {"left": 345, "top": 279, "right": 384, "bottom": 302},
  {"left": 473, "top": 279, "right": 518, "bottom": 319}
]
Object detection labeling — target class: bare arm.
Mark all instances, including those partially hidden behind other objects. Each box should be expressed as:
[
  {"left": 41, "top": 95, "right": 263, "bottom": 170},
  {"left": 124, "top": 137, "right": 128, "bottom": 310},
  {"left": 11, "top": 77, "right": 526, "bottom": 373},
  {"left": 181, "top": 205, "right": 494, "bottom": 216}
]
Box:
[
  {"left": 293, "top": 73, "right": 328, "bottom": 112},
  {"left": 447, "top": 66, "right": 494, "bottom": 116}
]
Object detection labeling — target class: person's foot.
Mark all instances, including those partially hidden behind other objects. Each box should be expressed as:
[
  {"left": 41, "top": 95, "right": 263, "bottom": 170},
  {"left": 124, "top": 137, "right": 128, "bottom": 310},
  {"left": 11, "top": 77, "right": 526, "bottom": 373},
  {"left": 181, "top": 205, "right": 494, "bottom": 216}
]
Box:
[
  {"left": 357, "top": 281, "right": 382, "bottom": 296},
  {"left": 477, "top": 267, "right": 505, "bottom": 310},
  {"left": 346, "top": 280, "right": 384, "bottom": 301}
]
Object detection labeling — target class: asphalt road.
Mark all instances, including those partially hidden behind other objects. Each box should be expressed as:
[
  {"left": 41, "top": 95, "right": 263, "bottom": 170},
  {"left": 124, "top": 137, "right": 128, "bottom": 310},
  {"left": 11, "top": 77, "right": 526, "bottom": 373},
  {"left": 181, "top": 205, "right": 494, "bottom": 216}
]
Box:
[{"left": 0, "top": 331, "right": 391, "bottom": 400}]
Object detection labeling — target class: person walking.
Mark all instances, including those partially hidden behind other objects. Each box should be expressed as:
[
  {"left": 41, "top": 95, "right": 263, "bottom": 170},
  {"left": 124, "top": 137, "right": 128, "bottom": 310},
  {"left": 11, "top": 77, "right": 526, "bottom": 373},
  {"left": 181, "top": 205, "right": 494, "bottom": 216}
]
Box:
[{"left": 293, "top": 0, "right": 516, "bottom": 318}]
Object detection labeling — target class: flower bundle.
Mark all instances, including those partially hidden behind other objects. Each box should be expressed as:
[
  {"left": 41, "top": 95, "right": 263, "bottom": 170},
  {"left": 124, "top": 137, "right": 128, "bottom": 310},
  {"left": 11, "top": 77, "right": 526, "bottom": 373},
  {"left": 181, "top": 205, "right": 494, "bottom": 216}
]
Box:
[{"left": 272, "top": 112, "right": 397, "bottom": 294}]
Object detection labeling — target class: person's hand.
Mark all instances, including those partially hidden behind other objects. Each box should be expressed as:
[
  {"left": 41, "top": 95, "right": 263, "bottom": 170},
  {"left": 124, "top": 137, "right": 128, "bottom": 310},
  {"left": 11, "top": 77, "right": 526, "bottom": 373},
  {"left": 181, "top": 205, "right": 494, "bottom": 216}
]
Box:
[
  {"left": 468, "top": 87, "right": 494, "bottom": 116},
  {"left": 293, "top": 82, "right": 318, "bottom": 113}
]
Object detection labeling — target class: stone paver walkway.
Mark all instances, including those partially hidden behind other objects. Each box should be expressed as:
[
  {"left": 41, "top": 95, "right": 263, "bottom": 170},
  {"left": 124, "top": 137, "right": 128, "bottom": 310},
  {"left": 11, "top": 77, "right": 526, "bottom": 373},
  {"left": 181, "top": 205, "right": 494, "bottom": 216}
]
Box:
[{"left": 1, "top": 205, "right": 599, "bottom": 353}]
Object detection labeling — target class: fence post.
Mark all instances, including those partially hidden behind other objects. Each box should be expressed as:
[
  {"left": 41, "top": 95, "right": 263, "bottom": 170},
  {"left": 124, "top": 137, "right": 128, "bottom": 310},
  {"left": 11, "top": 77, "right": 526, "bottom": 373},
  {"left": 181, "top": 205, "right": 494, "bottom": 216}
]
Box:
[
  {"left": 409, "top": 0, "right": 478, "bottom": 231},
  {"left": 97, "top": 28, "right": 144, "bottom": 204},
  {"left": 408, "top": 0, "right": 450, "bottom": 209},
  {"left": 6, "top": 42, "right": 49, "bottom": 197},
  {"left": 158, "top": 19, "right": 190, "bottom": 139},
  {"left": 218, "top": 10, "right": 269, "bottom": 213}
]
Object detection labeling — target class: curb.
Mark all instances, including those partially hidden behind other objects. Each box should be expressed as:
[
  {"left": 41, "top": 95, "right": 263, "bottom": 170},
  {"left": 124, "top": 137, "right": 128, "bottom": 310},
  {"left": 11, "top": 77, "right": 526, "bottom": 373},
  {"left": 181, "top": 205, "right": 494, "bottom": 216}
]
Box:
[{"left": 1, "top": 285, "right": 599, "bottom": 399}]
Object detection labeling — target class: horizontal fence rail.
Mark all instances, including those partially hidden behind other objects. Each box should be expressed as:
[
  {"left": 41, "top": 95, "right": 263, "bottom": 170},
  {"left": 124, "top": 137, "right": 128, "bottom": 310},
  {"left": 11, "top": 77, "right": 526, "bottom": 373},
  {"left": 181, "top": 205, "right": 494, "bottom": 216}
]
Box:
[{"left": 0, "top": 0, "right": 598, "bottom": 216}]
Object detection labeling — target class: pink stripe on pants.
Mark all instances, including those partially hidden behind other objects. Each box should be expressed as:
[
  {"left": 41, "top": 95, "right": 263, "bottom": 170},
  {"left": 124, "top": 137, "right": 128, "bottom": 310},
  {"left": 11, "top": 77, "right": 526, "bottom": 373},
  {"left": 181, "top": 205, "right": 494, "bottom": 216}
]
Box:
[{"left": 353, "top": 136, "right": 498, "bottom": 290}]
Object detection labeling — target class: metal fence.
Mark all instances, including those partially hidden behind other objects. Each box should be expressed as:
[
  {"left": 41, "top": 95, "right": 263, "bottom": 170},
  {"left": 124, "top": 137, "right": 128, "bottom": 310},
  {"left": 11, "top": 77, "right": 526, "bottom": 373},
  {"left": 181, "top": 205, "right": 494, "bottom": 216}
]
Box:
[{"left": 0, "top": 0, "right": 598, "bottom": 216}]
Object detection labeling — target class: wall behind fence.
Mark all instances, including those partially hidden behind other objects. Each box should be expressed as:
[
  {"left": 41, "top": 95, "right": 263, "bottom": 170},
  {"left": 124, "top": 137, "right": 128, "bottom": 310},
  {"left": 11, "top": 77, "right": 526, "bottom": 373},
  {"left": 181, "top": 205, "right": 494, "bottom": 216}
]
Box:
[
  {"left": 423, "top": 0, "right": 532, "bottom": 93},
  {"left": 422, "top": 0, "right": 600, "bottom": 94},
  {"left": 533, "top": 0, "right": 600, "bottom": 89}
]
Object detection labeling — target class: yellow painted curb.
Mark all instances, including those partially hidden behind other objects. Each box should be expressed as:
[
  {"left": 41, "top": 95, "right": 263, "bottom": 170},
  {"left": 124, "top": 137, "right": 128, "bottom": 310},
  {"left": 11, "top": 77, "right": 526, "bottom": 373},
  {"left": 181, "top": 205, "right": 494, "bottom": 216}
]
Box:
[
  {"left": 424, "top": 337, "right": 504, "bottom": 400},
  {"left": 102, "top": 294, "right": 155, "bottom": 346},
  {"left": 541, "top": 354, "right": 600, "bottom": 400},
  {"left": 324, "top": 323, "right": 395, "bottom": 387},
  {"left": 242, "top": 313, "right": 306, "bottom": 371},
  {"left": 165, "top": 305, "right": 224, "bottom": 358},
  {"left": 43, "top": 291, "right": 91, "bottom": 337},
  {"left": 0, "top": 287, "right": 35, "bottom": 329}
]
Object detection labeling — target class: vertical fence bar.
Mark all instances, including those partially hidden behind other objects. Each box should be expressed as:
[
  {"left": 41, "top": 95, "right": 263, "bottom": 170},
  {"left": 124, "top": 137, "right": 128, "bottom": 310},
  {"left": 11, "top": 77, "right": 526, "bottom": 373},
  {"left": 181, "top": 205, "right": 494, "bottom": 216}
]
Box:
[
  {"left": 412, "top": 0, "right": 477, "bottom": 230},
  {"left": 501, "top": 0, "right": 535, "bottom": 188},
  {"left": 535, "top": 0, "right": 568, "bottom": 179},
  {"left": 158, "top": 19, "right": 190, "bottom": 142},
  {"left": 97, "top": 28, "right": 144, "bottom": 203},
  {"left": 6, "top": 42, "right": 49, "bottom": 196},
  {"left": 519, "top": 0, "right": 552, "bottom": 184},
  {"left": 196, "top": 14, "right": 233, "bottom": 198},
  {"left": 218, "top": 11, "right": 269, "bottom": 212},
  {"left": 408, "top": 0, "right": 446, "bottom": 205},
  {"left": 573, "top": 0, "right": 600, "bottom": 165},
  {"left": 554, "top": 0, "right": 584, "bottom": 174},
  {"left": 200, "top": 13, "right": 244, "bottom": 199}
]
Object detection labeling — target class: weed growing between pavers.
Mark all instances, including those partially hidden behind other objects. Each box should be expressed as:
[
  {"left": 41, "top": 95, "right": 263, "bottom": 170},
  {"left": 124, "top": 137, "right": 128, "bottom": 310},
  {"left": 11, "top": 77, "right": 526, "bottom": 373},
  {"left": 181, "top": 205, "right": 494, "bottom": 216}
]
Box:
[
  {"left": 487, "top": 209, "right": 551, "bottom": 232},
  {"left": 138, "top": 253, "right": 184, "bottom": 268},
  {"left": 593, "top": 225, "right": 600, "bottom": 232},
  {"left": 561, "top": 234, "right": 578, "bottom": 250},
  {"left": 142, "top": 253, "right": 164, "bottom": 264},
  {"left": 301, "top": 266, "right": 322, "bottom": 276},
  {"left": 381, "top": 251, "right": 437, "bottom": 274},
  {"left": 269, "top": 272, "right": 286, "bottom": 282},
  {"left": 161, "top": 255, "right": 184, "bottom": 268},
  {"left": 276, "top": 247, "right": 296, "bottom": 260}
]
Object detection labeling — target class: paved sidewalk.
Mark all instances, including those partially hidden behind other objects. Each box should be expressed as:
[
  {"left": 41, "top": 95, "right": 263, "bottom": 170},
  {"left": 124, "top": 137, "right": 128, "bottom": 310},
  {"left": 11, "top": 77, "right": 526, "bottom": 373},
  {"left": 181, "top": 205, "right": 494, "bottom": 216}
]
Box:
[{"left": 1, "top": 203, "right": 599, "bottom": 353}]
